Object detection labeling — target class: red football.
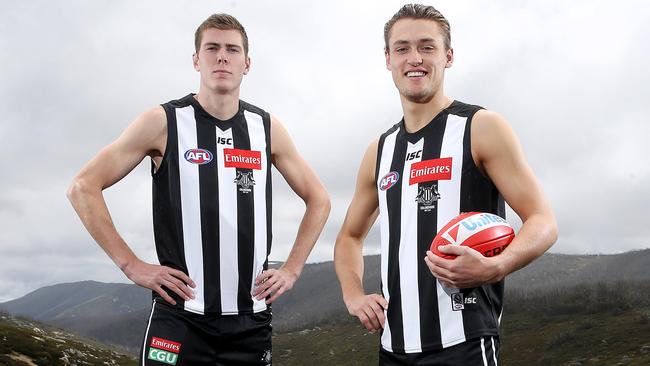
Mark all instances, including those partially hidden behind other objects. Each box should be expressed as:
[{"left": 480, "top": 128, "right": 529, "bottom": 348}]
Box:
[{"left": 430, "top": 212, "right": 514, "bottom": 259}]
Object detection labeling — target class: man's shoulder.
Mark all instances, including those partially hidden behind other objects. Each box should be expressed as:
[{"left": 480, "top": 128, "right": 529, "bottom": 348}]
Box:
[
  {"left": 446, "top": 100, "right": 484, "bottom": 118},
  {"left": 379, "top": 120, "right": 402, "bottom": 139},
  {"left": 162, "top": 94, "right": 195, "bottom": 109},
  {"left": 240, "top": 100, "right": 269, "bottom": 119}
]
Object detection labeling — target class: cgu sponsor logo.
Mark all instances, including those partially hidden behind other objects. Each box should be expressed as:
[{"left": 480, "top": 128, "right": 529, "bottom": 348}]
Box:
[
  {"left": 461, "top": 213, "right": 507, "bottom": 232},
  {"left": 148, "top": 348, "right": 178, "bottom": 365},
  {"left": 409, "top": 157, "right": 452, "bottom": 185},
  {"left": 379, "top": 171, "right": 399, "bottom": 191},
  {"left": 184, "top": 149, "right": 213, "bottom": 165},
  {"left": 224, "top": 148, "right": 262, "bottom": 170}
]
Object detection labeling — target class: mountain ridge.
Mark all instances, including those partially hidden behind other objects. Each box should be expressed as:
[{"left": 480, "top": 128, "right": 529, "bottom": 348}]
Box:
[{"left": 2, "top": 249, "right": 649, "bottom": 350}]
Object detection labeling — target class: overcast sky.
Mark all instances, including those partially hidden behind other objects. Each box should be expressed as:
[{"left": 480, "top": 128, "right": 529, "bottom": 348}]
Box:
[{"left": 1, "top": 0, "right": 648, "bottom": 302}]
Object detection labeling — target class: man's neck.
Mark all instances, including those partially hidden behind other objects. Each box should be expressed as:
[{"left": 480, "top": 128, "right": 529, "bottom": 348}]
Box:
[
  {"left": 195, "top": 88, "right": 240, "bottom": 120},
  {"left": 401, "top": 92, "right": 452, "bottom": 133}
]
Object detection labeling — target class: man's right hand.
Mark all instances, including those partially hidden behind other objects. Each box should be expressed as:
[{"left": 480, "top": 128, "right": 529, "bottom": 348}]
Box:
[
  {"left": 123, "top": 259, "right": 196, "bottom": 305},
  {"left": 344, "top": 293, "right": 388, "bottom": 333}
]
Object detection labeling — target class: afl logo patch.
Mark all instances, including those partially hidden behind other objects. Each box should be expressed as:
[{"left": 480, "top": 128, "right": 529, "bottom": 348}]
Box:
[
  {"left": 379, "top": 171, "right": 399, "bottom": 191},
  {"left": 184, "top": 149, "right": 213, "bottom": 164}
]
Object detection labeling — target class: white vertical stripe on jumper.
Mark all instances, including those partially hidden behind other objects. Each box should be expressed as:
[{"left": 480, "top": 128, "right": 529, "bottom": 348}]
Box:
[
  {"left": 177, "top": 106, "right": 205, "bottom": 314},
  {"left": 216, "top": 126, "right": 239, "bottom": 314},
  {"left": 436, "top": 114, "right": 467, "bottom": 347},
  {"left": 245, "top": 110, "right": 268, "bottom": 313},
  {"left": 377, "top": 127, "right": 399, "bottom": 352},
  {"left": 398, "top": 138, "right": 424, "bottom": 352}
]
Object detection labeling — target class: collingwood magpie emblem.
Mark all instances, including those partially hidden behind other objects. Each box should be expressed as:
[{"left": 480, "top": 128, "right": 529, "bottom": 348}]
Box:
[
  {"left": 234, "top": 172, "right": 255, "bottom": 193},
  {"left": 415, "top": 184, "right": 441, "bottom": 211},
  {"left": 260, "top": 349, "right": 272, "bottom": 365}
]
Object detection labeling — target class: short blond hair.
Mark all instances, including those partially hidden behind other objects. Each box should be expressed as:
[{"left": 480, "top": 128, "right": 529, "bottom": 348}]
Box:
[
  {"left": 195, "top": 13, "right": 249, "bottom": 55},
  {"left": 384, "top": 4, "right": 451, "bottom": 52}
]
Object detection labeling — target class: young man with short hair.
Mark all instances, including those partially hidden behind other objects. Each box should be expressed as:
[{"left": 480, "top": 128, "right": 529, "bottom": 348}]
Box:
[
  {"left": 334, "top": 4, "right": 557, "bottom": 365},
  {"left": 68, "top": 13, "right": 330, "bottom": 366}
]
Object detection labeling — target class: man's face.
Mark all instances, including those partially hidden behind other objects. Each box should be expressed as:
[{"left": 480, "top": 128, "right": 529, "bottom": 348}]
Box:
[
  {"left": 193, "top": 28, "right": 250, "bottom": 94},
  {"left": 385, "top": 19, "right": 453, "bottom": 104}
]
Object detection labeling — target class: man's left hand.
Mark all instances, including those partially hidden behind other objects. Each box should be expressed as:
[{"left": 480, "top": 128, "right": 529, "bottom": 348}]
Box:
[
  {"left": 253, "top": 267, "right": 298, "bottom": 304},
  {"left": 424, "top": 245, "right": 504, "bottom": 289}
]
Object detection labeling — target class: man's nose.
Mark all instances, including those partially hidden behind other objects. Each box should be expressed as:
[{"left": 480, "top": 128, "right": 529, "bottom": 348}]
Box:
[{"left": 407, "top": 50, "right": 423, "bottom": 66}]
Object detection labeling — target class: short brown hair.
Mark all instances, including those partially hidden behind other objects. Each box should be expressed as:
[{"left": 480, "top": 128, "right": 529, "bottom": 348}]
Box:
[
  {"left": 384, "top": 4, "right": 451, "bottom": 52},
  {"left": 195, "top": 13, "right": 249, "bottom": 55}
]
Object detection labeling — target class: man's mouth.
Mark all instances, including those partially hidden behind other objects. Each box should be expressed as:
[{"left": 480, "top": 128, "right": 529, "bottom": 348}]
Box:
[{"left": 405, "top": 71, "right": 427, "bottom": 78}]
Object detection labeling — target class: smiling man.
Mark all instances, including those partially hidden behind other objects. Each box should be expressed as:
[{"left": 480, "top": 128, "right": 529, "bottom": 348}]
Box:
[
  {"left": 334, "top": 4, "right": 557, "bottom": 365},
  {"left": 67, "top": 14, "right": 330, "bottom": 365}
]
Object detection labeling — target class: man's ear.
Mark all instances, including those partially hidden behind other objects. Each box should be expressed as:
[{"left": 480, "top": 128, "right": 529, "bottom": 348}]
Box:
[
  {"left": 445, "top": 48, "right": 454, "bottom": 68},
  {"left": 244, "top": 56, "right": 251, "bottom": 75},
  {"left": 193, "top": 53, "right": 200, "bottom": 71}
]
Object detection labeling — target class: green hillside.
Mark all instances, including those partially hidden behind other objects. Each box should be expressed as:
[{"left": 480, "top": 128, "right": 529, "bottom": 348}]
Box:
[
  {"left": 273, "top": 281, "right": 650, "bottom": 366},
  {"left": 272, "top": 308, "right": 650, "bottom": 366},
  {"left": 0, "top": 313, "right": 136, "bottom": 366}
]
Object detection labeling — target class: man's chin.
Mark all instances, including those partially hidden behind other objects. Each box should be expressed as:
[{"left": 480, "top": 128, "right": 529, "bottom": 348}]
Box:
[{"left": 403, "top": 91, "right": 434, "bottom": 104}]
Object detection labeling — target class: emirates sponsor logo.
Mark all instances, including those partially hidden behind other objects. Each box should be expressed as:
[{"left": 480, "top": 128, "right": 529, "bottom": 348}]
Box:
[
  {"left": 150, "top": 337, "right": 181, "bottom": 353},
  {"left": 224, "top": 148, "right": 262, "bottom": 170},
  {"left": 409, "top": 157, "right": 452, "bottom": 185}
]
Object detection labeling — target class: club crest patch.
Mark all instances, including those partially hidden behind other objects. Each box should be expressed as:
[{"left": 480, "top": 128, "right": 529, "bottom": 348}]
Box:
[{"left": 234, "top": 171, "right": 255, "bottom": 193}]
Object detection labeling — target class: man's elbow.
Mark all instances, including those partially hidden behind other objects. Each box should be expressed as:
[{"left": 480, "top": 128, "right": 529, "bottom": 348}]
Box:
[
  {"left": 307, "top": 186, "right": 331, "bottom": 217},
  {"left": 547, "top": 215, "right": 559, "bottom": 248},
  {"left": 321, "top": 191, "right": 332, "bottom": 217},
  {"left": 66, "top": 177, "right": 93, "bottom": 206}
]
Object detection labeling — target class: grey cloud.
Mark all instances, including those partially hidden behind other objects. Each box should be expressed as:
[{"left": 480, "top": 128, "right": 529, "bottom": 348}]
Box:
[{"left": 1, "top": 0, "right": 648, "bottom": 301}]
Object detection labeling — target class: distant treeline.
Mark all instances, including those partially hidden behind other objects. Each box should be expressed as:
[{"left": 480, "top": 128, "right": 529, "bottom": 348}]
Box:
[
  {"left": 278, "top": 280, "right": 650, "bottom": 332},
  {"left": 504, "top": 280, "right": 650, "bottom": 317}
]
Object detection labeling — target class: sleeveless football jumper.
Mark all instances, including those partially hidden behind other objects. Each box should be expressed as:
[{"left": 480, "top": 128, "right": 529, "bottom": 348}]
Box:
[
  {"left": 152, "top": 94, "right": 272, "bottom": 315},
  {"left": 375, "top": 100, "right": 506, "bottom": 353}
]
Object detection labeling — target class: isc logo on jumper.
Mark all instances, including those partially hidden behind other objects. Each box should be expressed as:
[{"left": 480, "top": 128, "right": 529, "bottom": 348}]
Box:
[
  {"left": 406, "top": 150, "right": 422, "bottom": 161},
  {"left": 216, "top": 127, "right": 233, "bottom": 146},
  {"left": 379, "top": 171, "right": 399, "bottom": 191},
  {"left": 184, "top": 149, "right": 213, "bottom": 165},
  {"left": 409, "top": 157, "right": 452, "bottom": 185},
  {"left": 451, "top": 292, "right": 477, "bottom": 311},
  {"left": 148, "top": 337, "right": 181, "bottom": 365}
]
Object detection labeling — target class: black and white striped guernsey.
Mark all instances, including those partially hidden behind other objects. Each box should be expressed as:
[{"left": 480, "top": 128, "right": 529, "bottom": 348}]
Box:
[
  {"left": 152, "top": 94, "right": 272, "bottom": 316},
  {"left": 375, "top": 100, "right": 506, "bottom": 353}
]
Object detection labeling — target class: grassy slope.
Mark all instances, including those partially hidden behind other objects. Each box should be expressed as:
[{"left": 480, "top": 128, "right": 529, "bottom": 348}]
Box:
[
  {"left": 273, "top": 308, "right": 650, "bottom": 366},
  {"left": 0, "top": 314, "right": 137, "bottom": 366},
  {"left": 501, "top": 307, "right": 650, "bottom": 366},
  {"left": 273, "top": 322, "right": 380, "bottom": 366}
]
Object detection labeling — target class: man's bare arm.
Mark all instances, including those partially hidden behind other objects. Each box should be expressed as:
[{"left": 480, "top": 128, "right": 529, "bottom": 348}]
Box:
[
  {"left": 334, "top": 140, "right": 388, "bottom": 332},
  {"left": 66, "top": 107, "right": 195, "bottom": 304},
  {"left": 252, "top": 115, "right": 331, "bottom": 304},
  {"left": 426, "top": 110, "right": 558, "bottom": 288}
]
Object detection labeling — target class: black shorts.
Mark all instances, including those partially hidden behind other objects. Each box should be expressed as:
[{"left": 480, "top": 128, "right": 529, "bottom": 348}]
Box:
[
  {"left": 379, "top": 336, "right": 500, "bottom": 366},
  {"left": 139, "top": 300, "right": 272, "bottom": 366}
]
